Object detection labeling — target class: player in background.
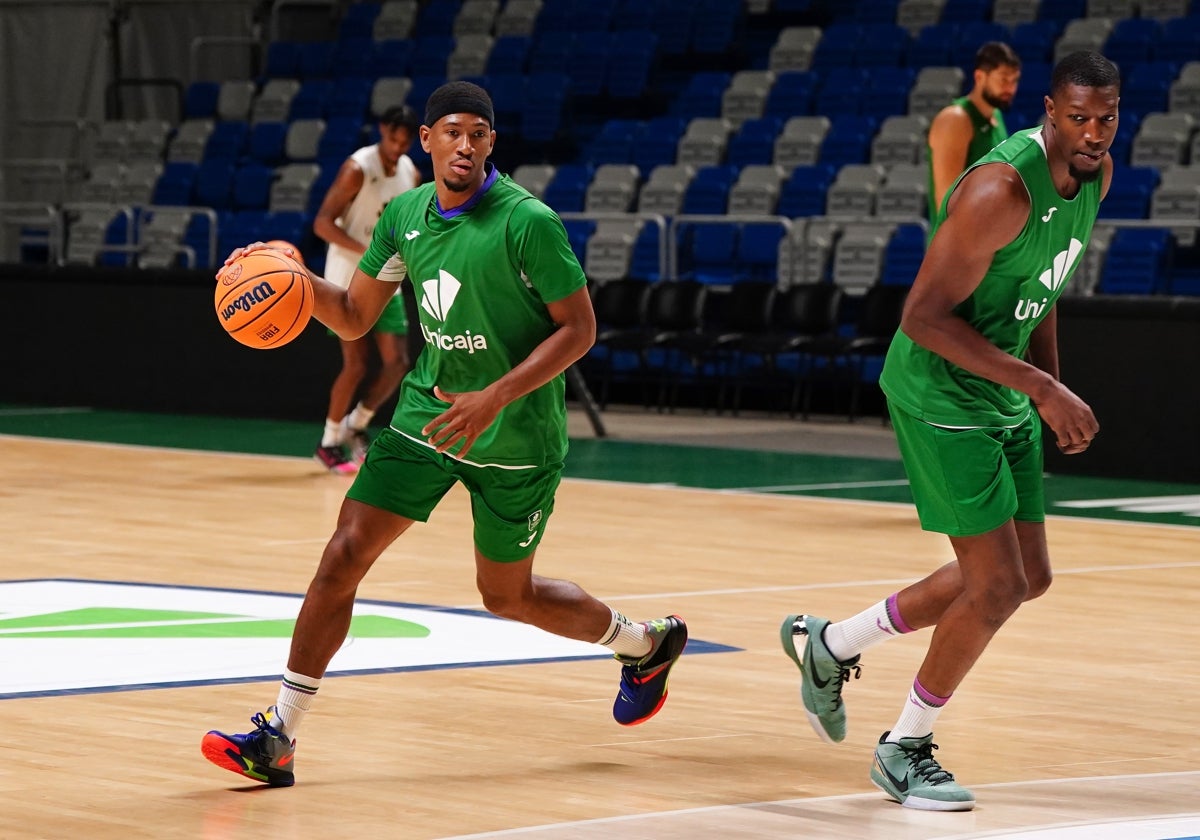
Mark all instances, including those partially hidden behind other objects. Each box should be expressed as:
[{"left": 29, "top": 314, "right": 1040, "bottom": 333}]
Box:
[
  {"left": 782, "top": 51, "right": 1117, "bottom": 811},
  {"left": 311, "top": 104, "right": 421, "bottom": 473},
  {"left": 201, "top": 82, "right": 687, "bottom": 787},
  {"left": 927, "top": 42, "right": 1022, "bottom": 221}
]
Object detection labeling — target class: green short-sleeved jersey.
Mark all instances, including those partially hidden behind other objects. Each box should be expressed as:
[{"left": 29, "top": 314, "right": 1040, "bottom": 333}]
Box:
[
  {"left": 927, "top": 97, "right": 1009, "bottom": 221},
  {"left": 883, "top": 127, "right": 1103, "bottom": 427},
  {"left": 358, "top": 171, "right": 588, "bottom": 468}
]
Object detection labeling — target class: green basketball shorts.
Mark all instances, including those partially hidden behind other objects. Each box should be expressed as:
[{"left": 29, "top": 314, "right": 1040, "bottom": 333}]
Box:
[
  {"left": 346, "top": 427, "right": 560, "bottom": 562},
  {"left": 888, "top": 402, "right": 1046, "bottom": 537}
]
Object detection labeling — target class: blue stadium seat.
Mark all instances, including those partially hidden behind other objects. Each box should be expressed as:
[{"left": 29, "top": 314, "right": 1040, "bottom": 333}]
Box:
[
  {"left": 811, "top": 24, "right": 863, "bottom": 70},
  {"left": 414, "top": 0, "right": 458, "bottom": 37},
  {"left": 864, "top": 70, "right": 916, "bottom": 119},
  {"left": 248, "top": 122, "right": 288, "bottom": 166},
  {"left": 542, "top": 163, "right": 594, "bottom": 213},
  {"left": 288, "top": 80, "right": 335, "bottom": 120},
  {"left": 680, "top": 165, "right": 738, "bottom": 215},
  {"left": 1100, "top": 228, "right": 1173, "bottom": 295},
  {"left": 261, "top": 210, "right": 307, "bottom": 245},
  {"left": 295, "top": 41, "right": 334, "bottom": 79},
  {"left": 819, "top": 115, "right": 877, "bottom": 168},
  {"left": 815, "top": 67, "right": 869, "bottom": 117},
  {"left": 1122, "top": 62, "right": 1178, "bottom": 120},
  {"left": 316, "top": 116, "right": 362, "bottom": 163},
  {"left": 1037, "top": 0, "right": 1087, "bottom": 24},
  {"left": 1154, "top": 16, "right": 1200, "bottom": 64},
  {"left": 763, "top": 71, "right": 816, "bottom": 118},
  {"left": 726, "top": 118, "right": 784, "bottom": 167},
  {"left": 183, "top": 81, "right": 220, "bottom": 120},
  {"left": 906, "top": 23, "right": 958, "bottom": 69},
  {"left": 881, "top": 224, "right": 925, "bottom": 286},
  {"left": 671, "top": 71, "right": 731, "bottom": 119},
  {"left": 485, "top": 36, "right": 531, "bottom": 75},
  {"left": 587, "top": 119, "right": 640, "bottom": 165},
  {"left": 606, "top": 31, "right": 658, "bottom": 99},
  {"left": 777, "top": 164, "right": 836, "bottom": 217},
  {"left": 264, "top": 42, "right": 302, "bottom": 79},
  {"left": 737, "top": 223, "right": 787, "bottom": 283},
  {"left": 678, "top": 221, "right": 739, "bottom": 284},
  {"left": 193, "top": 161, "right": 236, "bottom": 209},
  {"left": 951, "top": 22, "right": 1010, "bottom": 69},
  {"left": 488, "top": 73, "right": 526, "bottom": 136},
  {"left": 1098, "top": 166, "right": 1160, "bottom": 220},
  {"left": 338, "top": 2, "right": 381, "bottom": 39},
  {"left": 232, "top": 163, "right": 275, "bottom": 210},
  {"left": 689, "top": 0, "right": 741, "bottom": 56},
  {"left": 331, "top": 36, "right": 375, "bottom": 80},
  {"left": 1009, "top": 21, "right": 1061, "bottom": 66},
  {"left": 630, "top": 224, "right": 664, "bottom": 281},
  {"left": 326, "top": 77, "right": 372, "bottom": 120},
  {"left": 632, "top": 116, "right": 688, "bottom": 177},
  {"left": 856, "top": 24, "right": 910, "bottom": 68},
  {"left": 203, "top": 121, "right": 248, "bottom": 163},
  {"left": 409, "top": 35, "right": 456, "bottom": 76},
  {"left": 613, "top": 0, "right": 655, "bottom": 30},
  {"left": 369, "top": 39, "right": 414, "bottom": 78},
  {"left": 521, "top": 72, "right": 570, "bottom": 142},
  {"left": 151, "top": 161, "right": 197, "bottom": 206},
  {"left": 854, "top": 0, "right": 900, "bottom": 23},
  {"left": 651, "top": 0, "right": 696, "bottom": 57},
  {"left": 567, "top": 36, "right": 610, "bottom": 98},
  {"left": 939, "top": 0, "right": 990, "bottom": 22},
  {"left": 1105, "top": 19, "right": 1162, "bottom": 66}
]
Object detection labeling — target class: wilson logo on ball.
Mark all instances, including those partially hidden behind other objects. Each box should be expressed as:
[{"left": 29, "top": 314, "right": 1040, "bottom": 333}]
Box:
[{"left": 218, "top": 281, "right": 277, "bottom": 322}]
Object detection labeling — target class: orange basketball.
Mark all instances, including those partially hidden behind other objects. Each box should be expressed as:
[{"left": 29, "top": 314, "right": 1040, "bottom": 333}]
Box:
[
  {"left": 263, "top": 239, "right": 305, "bottom": 267},
  {"left": 215, "top": 249, "right": 313, "bottom": 349}
]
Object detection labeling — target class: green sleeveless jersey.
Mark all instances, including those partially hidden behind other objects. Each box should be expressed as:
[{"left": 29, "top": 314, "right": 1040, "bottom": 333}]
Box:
[
  {"left": 358, "top": 172, "right": 587, "bottom": 468},
  {"left": 927, "top": 97, "right": 1009, "bottom": 221},
  {"left": 883, "top": 127, "right": 1103, "bottom": 427}
]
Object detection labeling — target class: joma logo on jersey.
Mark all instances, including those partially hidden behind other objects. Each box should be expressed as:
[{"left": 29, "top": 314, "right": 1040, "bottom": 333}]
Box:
[{"left": 1015, "top": 238, "right": 1083, "bottom": 321}]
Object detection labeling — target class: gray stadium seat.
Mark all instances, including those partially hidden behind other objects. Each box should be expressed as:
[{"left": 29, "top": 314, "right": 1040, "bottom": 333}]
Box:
[
  {"left": 584, "top": 219, "right": 642, "bottom": 282},
  {"left": 493, "top": 0, "right": 542, "bottom": 37},
  {"left": 453, "top": 0, "right": 501, "bottom": 35},
  {"left": 876, "top": 163, "right": 928, "bottom": 220},
  {"left": 252, "top": 79, "right": 301, "bottom": 124},
  {"left": 826, "top": 164, "right": 887, "bottom": 217},
  {"left": 374, "top": 0, "right": 419, "bottom": 40},
  {"left": 871, "top": 114, "right": 930, "bottom": 166},
  {"left": 1150, "top": 164, "right": 1200, "bottom": 246},
  {"left": 637, "top": 164, "right": 695, "bottom": 216},
  {"left": 676, "top": 118, "right": 734, "bottom": 167},
  {"left": 511, "top": 164, "right": 555, "bottom": 199},
  {"left": 370, "top": 77, "right": 414, "bottom": 118},
  {"left": 768, "top": 27, "right": 820, "bottom": 72},
  {"left": 1054, "top": 19, "right": 1113, "bottom": 64},
  {"left": 727, "top": 164, "right": 787, "bottom": 215},
  {"left": 216, "top": 80, "right": 257, "bottom": 122},
  {"left": 270, "top": 163, "right": 321, "bottom": 212},
  {"left": 1131, "top": 113, "right": 1195, "bottom": 168},
  {"left": 285, "top": 118, "right": 326, "bottom": 162},
  {"left": 585, "top": 164, "right": 641, "bottom": 213},
  {"left": 908, "top": 67, "right": 964, "bottom": 120},
  {"left": 167, "top": 119, "right": 214, "bottom": 164},
  {"left": 447, "top": 34, "right": 495, "bottom": 80},
  {"left": 832, "top": 221, "right": 897, "bottom": 292},
  {"left": 720, "top": 71, "right": 775, "bottom": 127},
  {"left": 773, "top": 115, "right": 830, "bottom": 169},
  {"left": 897, "top": 0, "right": 947, "bottom": 35},
  {"left": 991, "top": 0, "right": 1039, "bottom": 25}
]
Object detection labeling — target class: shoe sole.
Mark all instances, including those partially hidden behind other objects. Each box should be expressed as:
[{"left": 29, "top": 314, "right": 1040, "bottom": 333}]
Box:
[
  {"left": 201, "top": 732, "right": 295, "bottom": 787},
  {"left": 616, "top": 617, "right": 688, "bottom": 726},
  {"left": 312, "top": 454, "right": 358, "bottom": 475},
  {"left": 779, "top": 614, "right": 843, "bottom": 745},
  {"left": 870, "top": 774, "right": 975, "bottom": 812}
]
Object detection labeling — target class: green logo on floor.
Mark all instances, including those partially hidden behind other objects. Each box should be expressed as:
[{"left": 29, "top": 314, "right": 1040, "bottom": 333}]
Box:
[{"left": 0, "top": 580, "right": 611, "bottom": 699}]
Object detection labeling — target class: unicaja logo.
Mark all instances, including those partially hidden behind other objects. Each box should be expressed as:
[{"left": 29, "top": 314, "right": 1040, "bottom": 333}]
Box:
[
  {"left": 420, "top": 270, "right": 461, "bottom": 320},
  {"left": 418, "top": 269, "right": 490, "bottom": 354},
  {"left": 1015, "top": 238, "right": 1083, "bottom": 321}
]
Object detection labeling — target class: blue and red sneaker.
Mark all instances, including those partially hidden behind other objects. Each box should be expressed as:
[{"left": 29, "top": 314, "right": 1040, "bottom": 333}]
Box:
[
  {"left": 612, "top": 615, "right": 688, "bottom": 726},
  {"left": 201, "top": 706, "right": 296, "bottom": 787}
]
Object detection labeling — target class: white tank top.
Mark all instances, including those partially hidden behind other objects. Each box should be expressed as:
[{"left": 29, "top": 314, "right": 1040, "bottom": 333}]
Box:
[{"left": 324, "top": 144, "right": 419, "bottom": 289}]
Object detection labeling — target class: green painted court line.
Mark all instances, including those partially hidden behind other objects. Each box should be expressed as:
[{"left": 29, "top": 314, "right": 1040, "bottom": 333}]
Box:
[{"left": 3, "top": 404, "right": 1199, "bottom": 528}]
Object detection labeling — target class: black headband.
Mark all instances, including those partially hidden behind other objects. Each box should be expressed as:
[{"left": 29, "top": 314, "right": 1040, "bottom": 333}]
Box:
[{"left": 424, "top": 83, "right": 494, "bottom": 128}]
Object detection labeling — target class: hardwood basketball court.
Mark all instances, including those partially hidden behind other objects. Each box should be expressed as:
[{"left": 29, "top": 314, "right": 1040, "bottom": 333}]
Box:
[{"left": 1, "top": 412, "right": 1197, "bottom": 840}]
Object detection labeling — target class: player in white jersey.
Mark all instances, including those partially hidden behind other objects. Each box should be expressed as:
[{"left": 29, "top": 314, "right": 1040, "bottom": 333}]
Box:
[{"left": 311, "top": 104, "right": 422, "bottom": 473}]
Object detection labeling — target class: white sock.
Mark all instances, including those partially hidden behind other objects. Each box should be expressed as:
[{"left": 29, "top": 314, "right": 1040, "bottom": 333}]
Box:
[
  {"left": 596, "top": 608, "right": 651, "bottom": 659},
  {"left": 321, "top": 419, "right": 342, "bottom": 447},
  {"left": 824, "top": 594, "right": 913, "bottom": 661},
  {"left": 273, "top": 668, "right": 321, "bottom": 740},
  {"left": 887, "top": 678, "right": 949, "bottom": 742},
  {"left": 347, "top": 401, "right": 375, "bottom": 431}
]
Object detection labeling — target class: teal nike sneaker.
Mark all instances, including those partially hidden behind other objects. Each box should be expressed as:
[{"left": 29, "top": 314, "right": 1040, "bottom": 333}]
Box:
[
  {"left": 780, "top": 614, "right": 861, "bottom": 743},
  {"left": 870, "top": 732, "right": 975, "bottom": 811}
]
